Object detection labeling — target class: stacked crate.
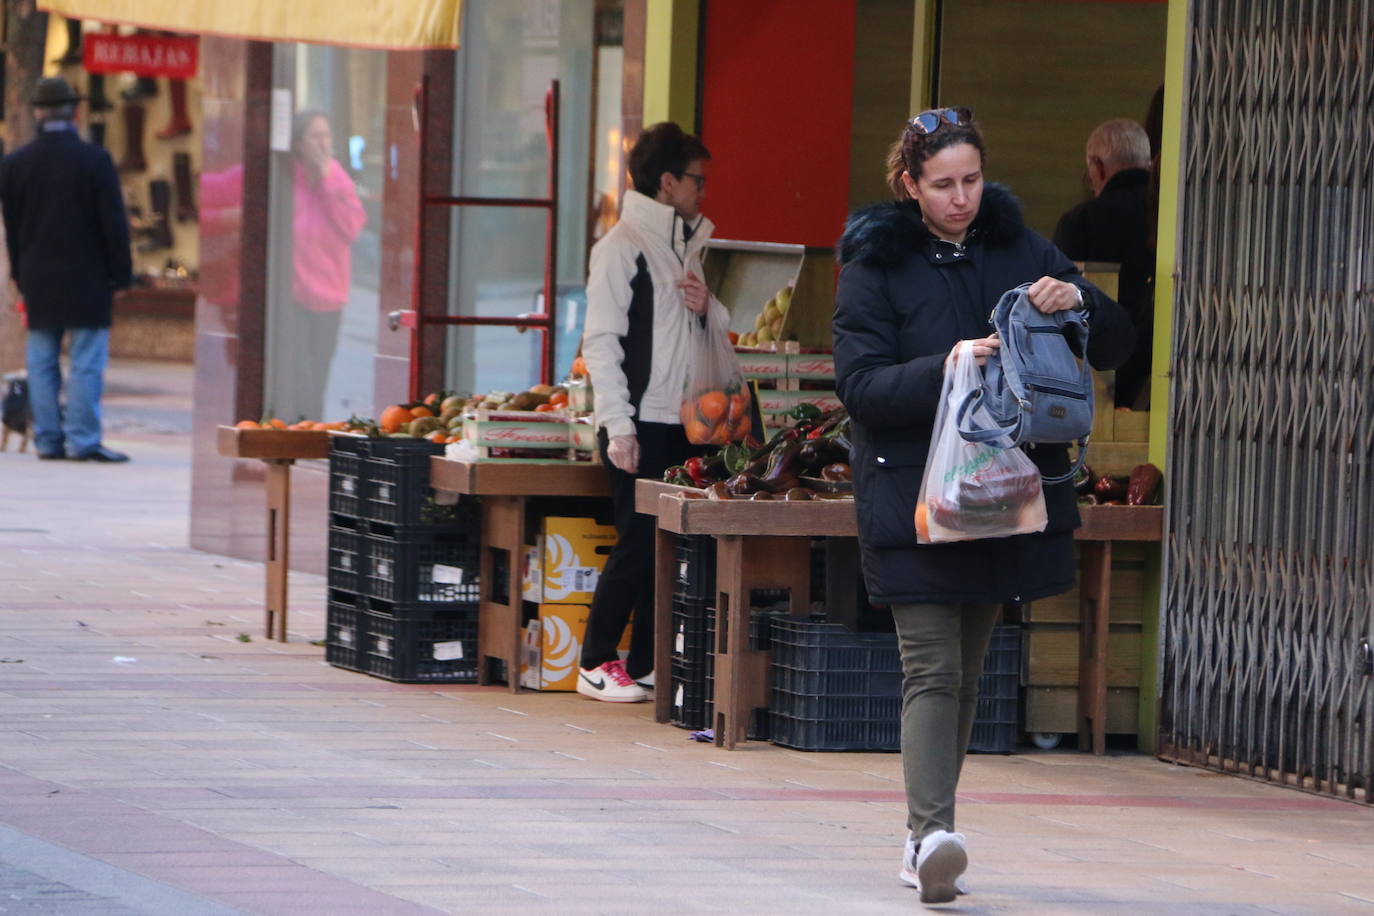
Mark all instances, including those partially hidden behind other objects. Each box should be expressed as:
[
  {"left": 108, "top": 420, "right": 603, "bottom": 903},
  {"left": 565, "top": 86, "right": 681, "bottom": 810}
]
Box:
[
  {"left": 768, "top": 617, "right": 1023, "bottom": 753},
  {"left": 669, "top": 535, "right": 715, "bottom": 729},
  {"left": 325, "top": 436, "right": 481, "bottom": 683}
]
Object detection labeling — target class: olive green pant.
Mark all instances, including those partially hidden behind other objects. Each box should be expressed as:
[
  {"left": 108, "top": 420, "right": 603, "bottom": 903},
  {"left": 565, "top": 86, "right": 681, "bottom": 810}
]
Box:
[{"left": 891, "top": 600, "right": 1002, "bottom": 841}]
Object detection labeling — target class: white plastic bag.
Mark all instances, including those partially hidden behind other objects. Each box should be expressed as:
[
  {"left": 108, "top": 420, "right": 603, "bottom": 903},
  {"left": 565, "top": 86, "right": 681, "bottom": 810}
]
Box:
[
  {"left": 679, "top": 316, "right": 751, "bottom": 445},
  {"left": 915, "top": 342, "right": 1048, "bottom": 544}
]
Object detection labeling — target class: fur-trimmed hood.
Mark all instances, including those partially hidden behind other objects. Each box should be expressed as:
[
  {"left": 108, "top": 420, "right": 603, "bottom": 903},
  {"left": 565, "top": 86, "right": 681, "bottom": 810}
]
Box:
[{"left": 838, "top": 182, "right": 1026, "bottom": 267}]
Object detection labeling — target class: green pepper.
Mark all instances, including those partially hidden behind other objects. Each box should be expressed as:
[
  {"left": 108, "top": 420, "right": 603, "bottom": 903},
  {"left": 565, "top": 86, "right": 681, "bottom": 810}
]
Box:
[{"left": 788, "top": 403, "right": 823, "bottom": 421}]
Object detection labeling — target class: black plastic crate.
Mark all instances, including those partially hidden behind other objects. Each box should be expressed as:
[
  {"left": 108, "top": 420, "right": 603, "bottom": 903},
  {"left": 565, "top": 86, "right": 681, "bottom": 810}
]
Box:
[
  {"left": 968, "top": 624, "right": 1021, "bottom": 753},
  {"left": 328, "top": 433, "right": 371, "bottom": 457},
  {"left": 748, "top": 608, "right": 789, "bottom": 651},
  {"left": 361, "top": 607, "right": 478, "bottom": 683},
  {"left": 670, "top": 657, "right": 712, "bottom": 730},
  {"left": 356, "top": 435, "right": 446, "bottom": 461},
  {"left": 363, "top": 525, "right": 480, "bottom": 604},
  {"left": 363, "top": 451, "right": 465, "bottom": 528},
  {"left": 769, "top": 616, "right": 904, "bottom": 699},
  {"left": 672, "top": 534, "right": 715, "bottom": 603},
  {"left": 770, "top": 714, "right": 901, "bottom": 752},
  {"left": 671, "top": 598, "right": 714, "bottom": 665},
  {"left": 328, "top": 449, "right": 366, "bottom": 518},
  {"left": 327, "top": 519, "right": 364, "bottom": 593},
  {"left": 325, "top": 599, "right": 364, "bottom": 672}
]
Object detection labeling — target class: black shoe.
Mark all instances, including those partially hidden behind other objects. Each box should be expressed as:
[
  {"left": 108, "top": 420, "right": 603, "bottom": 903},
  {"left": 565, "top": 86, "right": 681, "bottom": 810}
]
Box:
[
  {"left": 36, "top": 450, "right": 66, "bottom": 460},
  {"left": 71, "top": 445, "right": 129, "bottom": 463}
]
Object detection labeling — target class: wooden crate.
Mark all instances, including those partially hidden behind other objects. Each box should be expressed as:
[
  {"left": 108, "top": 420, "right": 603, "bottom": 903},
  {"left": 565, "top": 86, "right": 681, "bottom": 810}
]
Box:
[
  {"left": 1025, "top": 685, "right": 1139, "bottom": 735},
  {"left": 1024, "top": 627, "right": 1141, "bottom": 688},
  {"left": 460, "top": 409, "right": 591, "bottom": 462},
  {"left": 1024, "top": 542, "right": 1147, "bottom": 624},
  {"left": 215, "top": 425, "right": 330, "bottom": 460}
]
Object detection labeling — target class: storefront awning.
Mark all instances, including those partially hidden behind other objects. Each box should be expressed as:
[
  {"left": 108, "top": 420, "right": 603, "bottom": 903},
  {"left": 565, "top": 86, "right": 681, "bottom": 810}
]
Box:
[{"left": 40, "top": 0, "right": 462, "bottom": 50}]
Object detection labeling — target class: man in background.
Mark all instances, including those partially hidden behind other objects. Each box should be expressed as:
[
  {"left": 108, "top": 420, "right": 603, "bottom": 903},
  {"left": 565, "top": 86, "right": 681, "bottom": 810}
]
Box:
[
  {"left": 0, "top": 77, "right": 132, "bottom": 461},
  {"left": 1054, "top": 119, "right": 1154, "bottom": 409}
]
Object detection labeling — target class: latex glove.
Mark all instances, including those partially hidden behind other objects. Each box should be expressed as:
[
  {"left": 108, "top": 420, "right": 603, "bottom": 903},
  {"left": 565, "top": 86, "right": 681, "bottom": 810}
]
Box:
[
  {"left": 607, "top": 434, "right": 640, "bottom": 474},
  {"left": 679, "top": 272, "right": 708, "bottom": 315},
  {"left": 1026, "top": 276, "right": 1083, "bottom": 314}
]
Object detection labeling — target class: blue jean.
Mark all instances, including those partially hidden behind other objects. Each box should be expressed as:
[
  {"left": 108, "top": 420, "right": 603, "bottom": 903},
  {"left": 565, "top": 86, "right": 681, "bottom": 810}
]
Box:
[{"left": 26, "top": 326, "right": 110, "bottom": 457}]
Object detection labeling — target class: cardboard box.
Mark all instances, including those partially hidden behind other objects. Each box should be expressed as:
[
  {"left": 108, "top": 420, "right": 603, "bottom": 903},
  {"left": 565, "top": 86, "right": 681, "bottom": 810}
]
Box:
[
  {"left": 521, "top": 516, "right": 617, "bottom": 604},
  {"left": 519, "top": 604, "right": 633, "bottom": 691}
]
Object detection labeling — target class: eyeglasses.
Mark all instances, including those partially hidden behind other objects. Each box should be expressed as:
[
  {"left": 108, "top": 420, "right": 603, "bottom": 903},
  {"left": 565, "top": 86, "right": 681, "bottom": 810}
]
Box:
[
  {"left": 679, "top": 171, "right": 706, "bottom": 190},
  {"left": 907, "top": 107, "right": 973, "bottom": 136}
]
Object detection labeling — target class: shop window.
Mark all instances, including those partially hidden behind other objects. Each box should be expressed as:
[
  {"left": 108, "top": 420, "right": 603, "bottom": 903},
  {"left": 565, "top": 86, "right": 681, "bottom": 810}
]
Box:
[
  {"left": 262, "top": 44, "right": 384, "bottom": 423},
  {"left": 443, "top": 0, "right": 617, "bottom": 394}
]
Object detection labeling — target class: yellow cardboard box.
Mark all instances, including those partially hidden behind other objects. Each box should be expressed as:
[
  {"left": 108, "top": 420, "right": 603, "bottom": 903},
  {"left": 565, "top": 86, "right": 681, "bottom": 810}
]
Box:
[
  {"left": 519, "top": 605, "right": 634, "bottom": 691},
  {"left": 520, "top": 516, "right": 617, "bottom": 605}
]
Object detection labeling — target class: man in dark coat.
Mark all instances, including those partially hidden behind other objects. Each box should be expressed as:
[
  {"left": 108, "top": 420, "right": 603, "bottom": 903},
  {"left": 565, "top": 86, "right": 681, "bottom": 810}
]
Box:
[
  {"left": 1053, "top": 118, "right": 1155, "bottom": 409},
  {"left": 0, "top": 77, "right": 133, "bottom": 461}
]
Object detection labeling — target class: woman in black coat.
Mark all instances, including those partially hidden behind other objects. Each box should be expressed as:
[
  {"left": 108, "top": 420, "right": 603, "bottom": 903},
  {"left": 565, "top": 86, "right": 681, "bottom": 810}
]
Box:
[{"left": 832, "top": 109, "right": 1134, "bottom": 903}]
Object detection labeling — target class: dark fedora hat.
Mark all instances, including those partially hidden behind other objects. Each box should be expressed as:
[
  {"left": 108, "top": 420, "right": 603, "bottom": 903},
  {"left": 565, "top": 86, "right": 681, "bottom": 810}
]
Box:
[{"left": 31, "top": 77, "right": 84, "bottom": 107}]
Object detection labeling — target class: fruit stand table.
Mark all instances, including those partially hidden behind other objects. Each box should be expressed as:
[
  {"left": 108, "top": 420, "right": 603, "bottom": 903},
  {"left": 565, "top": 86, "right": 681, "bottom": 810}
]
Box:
[
  {"left": 634, "top": 479, "right": 1163, "bottom": 753},
  {"left": 429, "top": 458, "right": 610, "bottom": 691},
  {"left": 215, "top": 426, "right": 331, "bottom": 641}
]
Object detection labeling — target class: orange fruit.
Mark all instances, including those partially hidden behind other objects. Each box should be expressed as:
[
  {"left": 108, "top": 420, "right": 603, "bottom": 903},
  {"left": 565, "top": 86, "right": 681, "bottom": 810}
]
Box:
[
  {"left": 534, "top": 403, "right": 555, "bottom": 412},
  {"left": 379, "top": 404, "right": 411, "bottom": 434},
  {"left": 268, "top": 418, "right": 287, "bottom": 429},
  {"left": 427, "top": 431, "right": 447, "bottom": 443},
  {"left": 684, "top": 417, "right": 712, "bottom": 444},
  {"left": 696, "top": 390, "right": 728, "bottom": 424},
  {"left": 234, "top": 420, "right": 258, "bottom": 429},
  {"left": 571, "top": 355, "right": 588, "bottom": 378},
  {"left": 548, "top": 392, "right": 569, "bottom": 408},
  {"left": 727, "top": 331, "right": 740, "bottom": 345},
  {"left": 708, "top": 422, "right": 730, "bottom": 445},
  {"left": 915, "top": 503, "right": 930, "bottom": 542},
  {"left": 730, "top": 414, "right": 752, "bottom": 441},
  {"left": 409, "top": 405, "right": 434, "bottom": 419},
  {"left": 424, "top": 392, "right": 440, "bottom": 407},
  {"left": 727, "top": 390, "right": 749, "bottom": 421}
]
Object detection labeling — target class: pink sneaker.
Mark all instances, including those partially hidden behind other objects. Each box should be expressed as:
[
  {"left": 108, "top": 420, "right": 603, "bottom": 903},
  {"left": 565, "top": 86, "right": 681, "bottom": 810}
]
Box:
[{"left": 576, "top": 659, "right": 648, "bottom": 703}]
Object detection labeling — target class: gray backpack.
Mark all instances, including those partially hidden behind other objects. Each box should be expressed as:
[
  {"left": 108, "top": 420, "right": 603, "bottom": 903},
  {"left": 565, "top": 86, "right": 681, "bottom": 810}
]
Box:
[{"left": 955, "top": 282, "right": 1093, "bottom": 483}]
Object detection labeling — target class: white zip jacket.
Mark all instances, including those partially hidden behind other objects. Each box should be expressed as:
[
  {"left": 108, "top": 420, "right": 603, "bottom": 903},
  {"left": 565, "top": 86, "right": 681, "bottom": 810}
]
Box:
[{"left": 582, "top": 190, "right": 730, "bottom": 439}]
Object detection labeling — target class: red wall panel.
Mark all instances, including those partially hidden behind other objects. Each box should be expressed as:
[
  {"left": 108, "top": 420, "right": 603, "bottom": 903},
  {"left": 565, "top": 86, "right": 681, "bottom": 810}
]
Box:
[{"left": 698, "top": 0, "right": 856, "bottom": 247}]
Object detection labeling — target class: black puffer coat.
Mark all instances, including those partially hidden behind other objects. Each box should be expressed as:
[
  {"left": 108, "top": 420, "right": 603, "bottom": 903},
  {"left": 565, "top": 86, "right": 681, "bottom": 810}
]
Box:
[{"left": 833, "top": 185, "right": 1135, "bottom": 605}]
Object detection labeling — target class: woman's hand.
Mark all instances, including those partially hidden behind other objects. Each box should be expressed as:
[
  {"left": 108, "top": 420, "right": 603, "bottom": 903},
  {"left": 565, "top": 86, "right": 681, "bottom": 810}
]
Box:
[
  {"left": 1026, "top": 276, "right": 1083, "bottom": 314},
  {"left": 949, "top": 336, "right": 1001, "bottom": 367},
  {"left": 679, "top": 272, "right": 708, "bottom": 316}
]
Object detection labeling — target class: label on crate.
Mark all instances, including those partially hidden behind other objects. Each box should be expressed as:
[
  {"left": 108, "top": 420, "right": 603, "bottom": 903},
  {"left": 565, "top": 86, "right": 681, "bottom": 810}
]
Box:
[
  {"left": 375, "top": 635, "right": 392, "bottom": 658},
  {"left": 340, "top": 554, "right": 353, "bottom": 571},
  {"left": 375, "top": 559, "right": 391, "bottom": 580},
  {"left": 756, "top": 389, "right": 842, "bottom": 415},
  {"left": 675, "top": 630, "right": 685, "bottom": 654},
  {"left": 786, "top": 354, "right": 836, "bottom": 380},
  {"left": 337, "top": 626, "right": 354, "bottom": 646},
  {"left": 463, "top": 418, "right": 571, "bottom": 449},
  {"left": 734, "top": 351, "right": 788, "bottom": 379},
  {"left": 376, "top": 483, "right": 393, "bottom": 502},
  {"left": 674, "top": 684, "right": 684, "bottom": 708},
  {"left": 432, "top": 639, "right": 465, "bottom": 661},
  {"left": 340, "top": 476, "right": 356, "bottom": 494},
  {"left": 432, "top": 564, "right": 465, "bottom": 585},
  {"left": 568, "top": 422, "right": 597, "bottom": 451}
]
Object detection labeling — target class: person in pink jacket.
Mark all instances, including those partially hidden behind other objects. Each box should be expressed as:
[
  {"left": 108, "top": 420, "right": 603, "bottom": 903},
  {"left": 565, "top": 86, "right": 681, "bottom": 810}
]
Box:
[{"left": 280, "top": 110, "right": 365, "bottom": 421}]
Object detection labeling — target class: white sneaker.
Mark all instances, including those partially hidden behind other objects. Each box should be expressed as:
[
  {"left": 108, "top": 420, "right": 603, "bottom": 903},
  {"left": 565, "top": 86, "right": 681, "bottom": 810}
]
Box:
[
  {"left": 576, "top": 660, "right": 649, "bottom": 703},
  {"left": 898, "top": 830, "right": 968, "bottom": 902},
  {"left": 633, "top": 670, "right": 654, "bottom": 690}
]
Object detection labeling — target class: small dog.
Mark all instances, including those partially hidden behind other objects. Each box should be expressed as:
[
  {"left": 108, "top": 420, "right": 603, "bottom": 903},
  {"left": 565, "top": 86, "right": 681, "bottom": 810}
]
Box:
[{"left": 1, "top": 371, "right": 31, "bottom": 452}]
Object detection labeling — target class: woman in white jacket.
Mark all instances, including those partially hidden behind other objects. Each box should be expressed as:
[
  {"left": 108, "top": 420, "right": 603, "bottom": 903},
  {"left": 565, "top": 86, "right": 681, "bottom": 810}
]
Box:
[{"left": 577, "top": 122, "right": 729, "bottom": 702}]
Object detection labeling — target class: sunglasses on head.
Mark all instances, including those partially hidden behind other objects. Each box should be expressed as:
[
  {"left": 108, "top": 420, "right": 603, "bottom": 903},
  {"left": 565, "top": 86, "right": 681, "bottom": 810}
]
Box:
[{"left": 907, "top": 107, "right": 973, "bottom": 136}]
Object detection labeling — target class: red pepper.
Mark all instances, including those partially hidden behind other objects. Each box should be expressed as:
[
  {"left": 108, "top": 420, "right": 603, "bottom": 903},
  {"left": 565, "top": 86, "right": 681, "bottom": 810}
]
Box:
[{"left": 684, "top": 456, "right": 709, "bottom": 486}]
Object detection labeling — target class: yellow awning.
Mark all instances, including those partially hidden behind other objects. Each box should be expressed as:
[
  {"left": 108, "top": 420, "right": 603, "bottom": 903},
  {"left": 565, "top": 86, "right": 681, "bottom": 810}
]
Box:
[{"left": 40, "top": 0, "right": 462, "bottom": 50}]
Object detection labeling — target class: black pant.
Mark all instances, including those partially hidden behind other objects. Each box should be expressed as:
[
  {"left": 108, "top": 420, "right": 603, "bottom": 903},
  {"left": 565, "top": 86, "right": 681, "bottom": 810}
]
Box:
[{"left": 580, "top": 421, "right": 705, "bottom": 677}]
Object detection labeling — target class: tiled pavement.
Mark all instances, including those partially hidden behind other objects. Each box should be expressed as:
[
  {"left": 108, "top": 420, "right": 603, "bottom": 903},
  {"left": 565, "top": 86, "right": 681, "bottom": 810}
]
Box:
[{"left": 1, "top": 361, "right": 1373, "bottom": 915}]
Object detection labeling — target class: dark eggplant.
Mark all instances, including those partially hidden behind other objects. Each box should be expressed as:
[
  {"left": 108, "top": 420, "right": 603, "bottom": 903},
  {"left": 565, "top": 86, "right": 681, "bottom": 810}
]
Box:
[
  {"left": 760, "top": 441, "right": 804, "bottom": 491},
  {"left": 1126, "top": 463, "right": 1163, "bottom": 506},
  {"left": 749, "top": 490, "right": 775, "bottom": 501},
  {"left": 1093, "top": 474, "right": 1129, "bottom": 502},
  {"left": 819, "top": 462, "right": 852, "bottom": 481},
  {"left": 705, "top": 481, "right": 732, "bottom": 500},
  {"left": 724, "top": 472, "right": 766, "bottom": 497},
  {"left": 783, "top": 487, "right": 815, "bottom": 501}
]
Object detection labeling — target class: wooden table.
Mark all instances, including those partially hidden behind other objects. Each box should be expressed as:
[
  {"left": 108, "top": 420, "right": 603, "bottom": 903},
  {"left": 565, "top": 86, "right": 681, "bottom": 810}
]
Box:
[
  {"left": 215, "top": 427, "right": 331, "bottom": 641},
  {"left": 635, "top": 480, "right": 1163, "bottom": 753},
  {"left": 1073, "top": 505, "right": 1164, "bottom": 754},
  {"left": 429, "top": 458, "right": 610, "bottom": 691},
  {"left": 635, "top": 480, "right": 858, "bottom": 749}
]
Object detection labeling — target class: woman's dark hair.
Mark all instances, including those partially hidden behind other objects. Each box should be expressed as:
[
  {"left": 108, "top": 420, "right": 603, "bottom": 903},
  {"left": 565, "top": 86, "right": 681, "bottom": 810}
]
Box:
[
  {"left": 893, "top": 112, "right": 986, "bottom": 198},
  {"left": 627, "top": 122, "right": 711, "bottom": 197},
  {"left": 291, "top": 109, "right": 330, "bottom": 157}
]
